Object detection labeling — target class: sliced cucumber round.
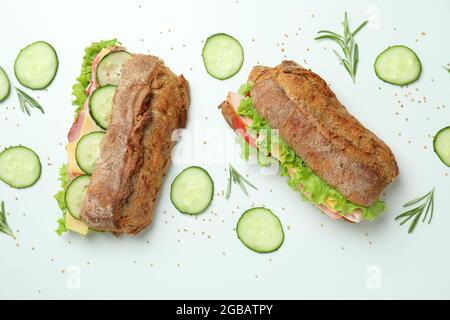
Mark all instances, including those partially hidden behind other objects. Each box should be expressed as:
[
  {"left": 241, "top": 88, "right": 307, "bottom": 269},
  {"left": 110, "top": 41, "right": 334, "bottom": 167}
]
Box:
[
  {"left": 236, "top": 207, "right": 284, "bottom": 254},
  {"left": 170, "top": 166, "right": 214, "bottom": 215},
  {"left": 89, "top": 85, "right": 117, "bottom": 129},
  {"left": 0, "top": 146, "right": 41, "bottom": 189},
  {"left": 202, "top": 33, "right": 244, "bottom": 80},
  {"left": 97, "top": 51, "right": 132, "bottom": 86},
  {"left": 14, "top": 41, "right": 58, "bottom": 90},
  {"left": 374, "top": 45, "right": 421, "bottom": 86},
  {"left": 0, "top": 67, "right": 10, "bottom": 102},
  {"left": 76, "top": 131, "right": 106, "bottom": 175},
  {"left": 65, "top": 175, "right": 90, "bottom": 220},
  {"left": 434, "top": 126, "right": 450, "bottom": 167}
]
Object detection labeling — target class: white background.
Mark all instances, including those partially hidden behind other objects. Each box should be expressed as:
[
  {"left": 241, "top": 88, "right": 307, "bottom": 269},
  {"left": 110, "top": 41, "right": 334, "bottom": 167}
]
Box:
[{"left": 0, "top": 0, "right": 449, "bottom": 299}]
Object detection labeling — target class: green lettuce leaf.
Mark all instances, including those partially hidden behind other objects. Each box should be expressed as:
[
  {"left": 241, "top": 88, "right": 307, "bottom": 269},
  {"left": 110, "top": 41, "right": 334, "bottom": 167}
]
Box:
[
  {"left": 54, "top": 164, "right": 69, "bottom": 236},
  {"left": 55, "top": 217, "right": 68, "bottom": 236},
  {"left": 71, "top": 39, "right": 118, "bottom": 117},
  {"left": 236, "top": 83, "right": 385, "bottom": 221},
  {"left": 238, "top": 81, "right": 253, "bottom": 96}
]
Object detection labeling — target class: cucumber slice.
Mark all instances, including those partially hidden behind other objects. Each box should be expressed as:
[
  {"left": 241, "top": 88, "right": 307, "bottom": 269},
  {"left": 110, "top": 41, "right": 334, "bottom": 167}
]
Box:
[
  {"left": 0, "top": 67, "right": 10, "bottom": 102},
  {"left": 374, "top": 45, "right": 421, "bottom": 86},
  {"left": 14, "top": 41, "right": 58, "bottom": 90},
  {"left": 96, "top": 51, "right": 132, "bottom": 86},
  {"left": 89, "top": 85, "right": 117, "bottom": 129},
  {"left": 0, "top": 146, "right": 41, "bottom": 189},
  {"left": 434, "top": 126, "right": 450, "bottom": 167},
  {"left": 257, "top": 152, "right": 271, "bottom": 167},
  {"left": 236, "top": 207, "right": 284, "bottom": 253},
  {"left": 202, "top": 33, "right": 244, "bottom": 80},
  {"left": 65, "top": 175, "right": 90, "bottom": 220},
  {"left": 75, "top": 131, "right": 106, "bottom": 175},
  {"left": 170, "top": 166, "right": 214, "bottom": 215}
]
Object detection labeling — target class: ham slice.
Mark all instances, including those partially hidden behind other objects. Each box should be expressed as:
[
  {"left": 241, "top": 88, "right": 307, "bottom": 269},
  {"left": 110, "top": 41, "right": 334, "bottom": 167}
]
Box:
[
  {"left": 318, "top": 205, "right": 343, "bottom": 220},
  {"left": 342, "top": 210, "right": 363, "bottom": 223},
  {"left": 228, "top": 92, "right": 253, "bottom": 127},
  {"left": 67, "top": 98, "right": 89, "bottom": 143},
  {"left": 226, "top": 92, "right": 257, "bottom": 148}
]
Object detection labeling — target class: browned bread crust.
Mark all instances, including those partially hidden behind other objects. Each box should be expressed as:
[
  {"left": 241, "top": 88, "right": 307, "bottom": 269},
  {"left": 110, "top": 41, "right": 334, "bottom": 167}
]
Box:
[
  {"left": 80, "top": 55, "right": 189, "bottom": 234},
  {"left": 222, "top": 61, "right": 398, "bottom": 206},
  {"left": 220, "top": 100, "right": 238, "bottom": 129}
]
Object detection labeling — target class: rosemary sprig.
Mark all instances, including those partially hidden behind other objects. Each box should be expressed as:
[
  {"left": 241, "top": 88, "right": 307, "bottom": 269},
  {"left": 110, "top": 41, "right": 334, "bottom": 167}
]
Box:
[
  {"left": 443, "top": 66, "right": 450, "bottom": 74},
  {"left": 395, "top": 188, "right": 435, "bottom": 234},
  {"left": 225, "top": 164, "right": 257, "bottom": 199},
  {"left": 315, "top": 12, "right": 368, "bottom": 83},
  {"left": 0, "top": 201, "right": 15, "bottom": 239},
  {"left": 15, "top": 87, "right": 45, "bottom": 115}
]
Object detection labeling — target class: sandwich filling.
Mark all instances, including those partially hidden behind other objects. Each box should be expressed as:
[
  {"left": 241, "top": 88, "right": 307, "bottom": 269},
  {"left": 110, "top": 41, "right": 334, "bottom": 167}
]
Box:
[
  {"left": 54, "top": 39, "right": 121, "bottom": 235},
  {"left": 228, "top": 83, "right": 385, "bottom": 222}
]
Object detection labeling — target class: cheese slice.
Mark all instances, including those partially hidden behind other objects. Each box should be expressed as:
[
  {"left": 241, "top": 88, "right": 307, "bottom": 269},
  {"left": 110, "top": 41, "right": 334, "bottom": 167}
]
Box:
[
  {"left": 67, "top": 112, "right": 103, "bottom": 176},
  {"left": 65, "top": 213, "right": 89, "bottom": 236}
]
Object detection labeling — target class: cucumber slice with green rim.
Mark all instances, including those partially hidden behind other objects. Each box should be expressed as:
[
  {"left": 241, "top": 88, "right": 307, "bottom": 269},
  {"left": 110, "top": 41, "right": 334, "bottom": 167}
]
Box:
[
  {"left": 89, "top": 85, "right": 117, "bottom": 129},
  {"left": 374, "top": 45, "right": 421, "bottom": 86},
  {"left": 0, "top": 146, "right": 41, "bottom": 189},
  {"left": 14, "top": 41, "right": 58, "bottom": 90},
  {"left": 170, "top": 166, "right": 214, "bottom": 215},
  {"left": 97, "top": 51, "right": 132, "bottom": 86},
  {"left": 65, "top": 175, "right": 90, "bottom": 220},
  {"left": 236, "top": 207, "right": 284, "bottom": 253},
  {"left": 0, "top": 67, "right": 10, "bottom": 102},
  {"left": 434, "top": 126, "right": 450, "bottom": 167},
  {"left": 76, "top": 131, "right": 106, "bottom": 175},
  {"left": 202, "top": 33, "right": 244, "bottom": 80}
]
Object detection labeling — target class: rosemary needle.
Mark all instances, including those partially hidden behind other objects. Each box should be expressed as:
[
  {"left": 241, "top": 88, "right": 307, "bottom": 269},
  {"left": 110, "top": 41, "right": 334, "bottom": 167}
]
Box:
[
  {"left": 395, "top": 188, "right": 435, "bottom": 234},
  {"left": 0, "top": 201, "right": 15, "bottom": 239},
  {"left": 15, "top": 87, "right": 45, "bottom": 115},
  {"left": 225, "top": 164, "right": 257, "bottom": 199},
  {"left": 315, "top": 12, "right": 368, "bottom": 83}
]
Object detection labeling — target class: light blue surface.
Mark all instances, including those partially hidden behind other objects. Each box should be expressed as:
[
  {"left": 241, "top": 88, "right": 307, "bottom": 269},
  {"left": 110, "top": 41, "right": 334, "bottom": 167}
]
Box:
[{"left": 0, "top": 0, "right": 449, "bottom": 299}]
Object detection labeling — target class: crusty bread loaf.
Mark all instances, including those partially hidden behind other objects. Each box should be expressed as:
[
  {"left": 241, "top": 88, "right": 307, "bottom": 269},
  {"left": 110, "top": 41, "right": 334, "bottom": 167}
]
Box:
[
  {"left": 221, "top": 61, "right": 398, "bottom": 206},
  {"left": 80, "top": 55, "right": 189, "bottom": 234}
]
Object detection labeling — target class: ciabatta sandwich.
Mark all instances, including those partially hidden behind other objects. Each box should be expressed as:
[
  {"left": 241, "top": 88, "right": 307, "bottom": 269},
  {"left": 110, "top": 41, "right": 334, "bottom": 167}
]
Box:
[
  {"left": 55, "top": 40, "right": 189, "bottom": 235},
  {"left": 220, "top": 60, "right": 398, "bottom": 223}
]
